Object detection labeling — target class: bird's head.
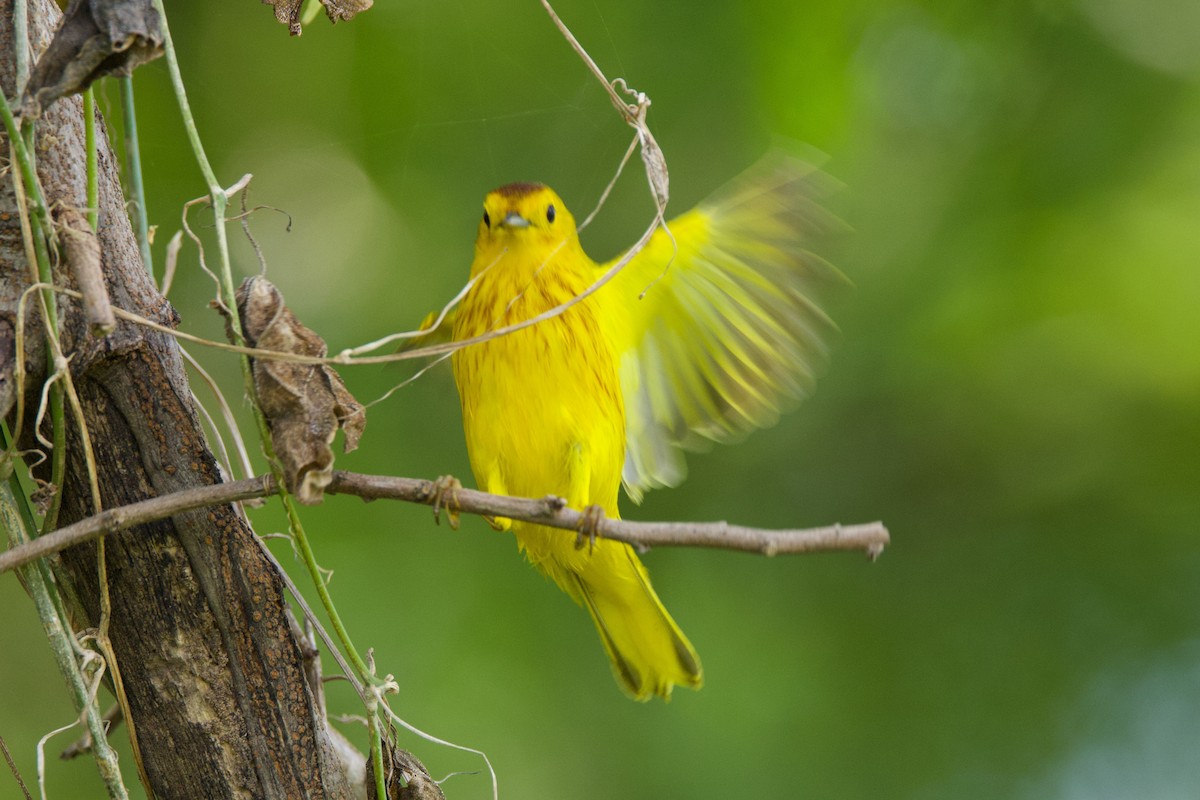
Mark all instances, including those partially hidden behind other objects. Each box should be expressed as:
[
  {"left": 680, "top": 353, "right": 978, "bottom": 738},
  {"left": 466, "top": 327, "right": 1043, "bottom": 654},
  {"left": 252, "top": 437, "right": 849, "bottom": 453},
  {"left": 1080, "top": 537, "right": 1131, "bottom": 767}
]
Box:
[{"left": 475, "top": 182, "right": 579, "bottom": 261}]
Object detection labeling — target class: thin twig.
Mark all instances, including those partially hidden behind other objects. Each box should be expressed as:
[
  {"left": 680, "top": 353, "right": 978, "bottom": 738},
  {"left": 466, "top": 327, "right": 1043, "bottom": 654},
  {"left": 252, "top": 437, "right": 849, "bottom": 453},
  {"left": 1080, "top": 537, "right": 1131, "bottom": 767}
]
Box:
[
  {"left": 236, "top": 183, "right": 269, "bottom": 274},
  {"left": 160, "top": 230, "right": 182, "bottom": 297},
  {"left": 541, "top": 0, "right": 678, "bottom": 295},
  {"left": 0, "top": 471, "right": 890, "bottom": 577},
  {"left": 540, "top": 1, "right": 631, "bottom": 120},
  {"left": 36, "top": 721, "right": 78, "bottom": 800},
  {"left": 541, "top": 0, "right": 670, "bottom": 216},
  {"left": 577, "top": 133, "right": 637, "bottom": 231},
  {"left": 185, "top": 379, "right": 237, "bottom": 483},
  {"left": 59, "top": 705, "right": 122, "bottom": 760},
  {"left": 363, "top": 350, "right": 454, "bottom": 410},
  {"left": 32, "top": 248, "right": 649, "bottom": 368},
  {"left": 180, "top": 347, "right": 255, "bottom": 480},
  {"left": 252, "top": 534, "right": 367, "bottom": 706},
  {"left": 179, "top": 178, "right": 247, "bottom": 309},
  {"left": 0, "top": 731, "right": 33, "bottom": 800},
  {"left": 335, "top": 252, "right": 502, "bottom": 358}
]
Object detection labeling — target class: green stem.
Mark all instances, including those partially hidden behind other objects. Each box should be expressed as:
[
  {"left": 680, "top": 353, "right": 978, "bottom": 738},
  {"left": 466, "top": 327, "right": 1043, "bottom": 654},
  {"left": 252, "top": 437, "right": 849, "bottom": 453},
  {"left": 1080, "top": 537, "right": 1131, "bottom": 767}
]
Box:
[
  {"left": 3, "top": 426, "right": 76, "bottom": 641},
  {"left": 283, "top": 495, "right": 373, "bottom": 679},
  {"left": 119, "top": 77, "right": 154, "bottom": 279},
  {"left": 149, "top": 0, "right": 248, "bottom": 347},
  {"left": 0, "top": 92, "right": 54, "bottom": 248},
  {"left": 150, "top": 0, "right": 221, "bottom": 192},
  {"left": 83, "top": 88, "right": 99, "bottom": 230},
  {"left": 370, "top": 708, "right": 388, "bottom": 800},
  {"left": 0, "top": 91, "right": 69, "bottom": 534},
  {"left": 33, "top": 219, "right": 67, "bottom": 536}
]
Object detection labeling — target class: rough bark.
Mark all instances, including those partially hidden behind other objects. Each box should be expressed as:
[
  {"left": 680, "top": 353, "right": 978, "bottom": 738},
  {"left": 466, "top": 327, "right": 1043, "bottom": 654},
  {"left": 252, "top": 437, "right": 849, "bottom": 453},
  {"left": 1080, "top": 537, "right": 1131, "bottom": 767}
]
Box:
[{"left": 0, "top": 1, "right": 353, "bottom": 797}]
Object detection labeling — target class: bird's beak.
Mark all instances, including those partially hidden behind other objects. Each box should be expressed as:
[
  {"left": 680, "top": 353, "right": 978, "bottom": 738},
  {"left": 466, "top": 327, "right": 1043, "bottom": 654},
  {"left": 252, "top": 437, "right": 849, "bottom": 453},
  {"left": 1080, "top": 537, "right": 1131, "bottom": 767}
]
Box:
[{"left": 501, "top": 212, "right": 530, "bottom": 229}]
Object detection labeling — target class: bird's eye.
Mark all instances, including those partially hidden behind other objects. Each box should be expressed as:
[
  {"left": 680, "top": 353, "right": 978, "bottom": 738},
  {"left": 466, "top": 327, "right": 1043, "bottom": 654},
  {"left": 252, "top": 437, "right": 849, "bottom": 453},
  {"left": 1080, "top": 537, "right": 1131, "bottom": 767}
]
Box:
[
  {"left": 483, "top": 211, "right": 491, "bottom": 227},
  {"left": 547, "top": 204, "right": 556, "bottom": 223}
]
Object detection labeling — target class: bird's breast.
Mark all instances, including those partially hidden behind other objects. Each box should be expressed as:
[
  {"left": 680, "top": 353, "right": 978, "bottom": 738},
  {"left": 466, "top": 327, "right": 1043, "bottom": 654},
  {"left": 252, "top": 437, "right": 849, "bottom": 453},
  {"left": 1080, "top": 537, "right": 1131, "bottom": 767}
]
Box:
[{"left": 451, "top": 262, "right": 625, "bottom": 503}]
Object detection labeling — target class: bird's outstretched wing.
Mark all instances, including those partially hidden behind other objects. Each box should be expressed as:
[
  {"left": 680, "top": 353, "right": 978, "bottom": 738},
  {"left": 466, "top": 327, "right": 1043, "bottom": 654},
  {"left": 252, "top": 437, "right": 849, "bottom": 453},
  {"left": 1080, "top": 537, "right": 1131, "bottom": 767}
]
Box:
[{"left": 602, "top": 153, "right": 847, "bottom": 503}]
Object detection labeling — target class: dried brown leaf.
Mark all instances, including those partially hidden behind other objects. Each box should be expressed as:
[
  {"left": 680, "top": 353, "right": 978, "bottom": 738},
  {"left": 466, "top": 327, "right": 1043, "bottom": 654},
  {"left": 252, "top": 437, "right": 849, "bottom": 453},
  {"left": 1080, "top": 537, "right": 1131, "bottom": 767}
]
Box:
[
  {"left": 263, "top": 0, "right": 303, "bottom": 35},
  {"left": 232, "top": 277, "right": 365, "bottom": 504},
  {"left": 30, "top": 480, "right": 57, "bottom": 517},
  {"left": 263, "top": 0, "right": 374, "bottom": 37},
  {"left": 322, "top": 0, "right": 373, "bottom": 24},
  {"left": 21, "top": 0, "right": 163, "bottom": 118}
]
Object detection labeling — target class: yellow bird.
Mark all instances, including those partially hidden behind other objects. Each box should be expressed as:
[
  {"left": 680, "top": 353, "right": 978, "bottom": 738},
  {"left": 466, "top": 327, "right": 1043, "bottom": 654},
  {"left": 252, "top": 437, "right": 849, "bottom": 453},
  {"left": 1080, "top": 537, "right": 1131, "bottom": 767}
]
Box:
[{"left": 439, "top": 154, "right": 842, "bottom": 701}]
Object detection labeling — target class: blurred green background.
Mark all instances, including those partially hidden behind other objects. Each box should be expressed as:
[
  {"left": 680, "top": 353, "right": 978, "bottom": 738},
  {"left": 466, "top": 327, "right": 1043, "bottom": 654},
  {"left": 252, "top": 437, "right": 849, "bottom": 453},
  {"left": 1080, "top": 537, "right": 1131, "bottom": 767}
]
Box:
[{"left": 3, "top": 0, "right": 1199, "bottom": 797}]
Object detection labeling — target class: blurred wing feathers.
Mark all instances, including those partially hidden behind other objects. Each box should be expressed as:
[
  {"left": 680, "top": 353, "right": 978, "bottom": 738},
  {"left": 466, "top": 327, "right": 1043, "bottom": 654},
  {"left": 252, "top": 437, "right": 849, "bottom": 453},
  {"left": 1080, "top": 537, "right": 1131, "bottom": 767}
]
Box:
[{"left": 604, "top": 153, "right": 846, "bottom": 502}]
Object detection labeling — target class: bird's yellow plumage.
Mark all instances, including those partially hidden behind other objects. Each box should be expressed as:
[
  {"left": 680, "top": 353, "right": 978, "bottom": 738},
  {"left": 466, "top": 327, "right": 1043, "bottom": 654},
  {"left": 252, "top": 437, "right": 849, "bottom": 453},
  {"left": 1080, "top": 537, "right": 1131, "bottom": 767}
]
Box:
[{"left": 446, "top": 156, "right": 842, "bottom": 700}]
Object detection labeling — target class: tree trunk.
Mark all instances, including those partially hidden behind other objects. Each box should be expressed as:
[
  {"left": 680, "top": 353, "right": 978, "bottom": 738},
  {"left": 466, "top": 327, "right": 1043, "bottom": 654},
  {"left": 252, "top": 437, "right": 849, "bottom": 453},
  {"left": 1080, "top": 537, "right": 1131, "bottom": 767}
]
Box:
[{"left": 0, "top": 1, "right": 353, "bottom": 797}]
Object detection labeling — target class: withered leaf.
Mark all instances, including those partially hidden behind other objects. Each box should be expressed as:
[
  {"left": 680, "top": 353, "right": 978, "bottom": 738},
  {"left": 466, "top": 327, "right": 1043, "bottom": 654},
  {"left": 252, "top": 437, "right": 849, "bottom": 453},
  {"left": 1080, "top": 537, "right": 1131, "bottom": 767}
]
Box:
[
  {"left": 366, "top": 746, "right": 446, "bottom": 800},
  {"left": 30, "top": 480, "right": 58, "bottom": 517},
  {"left": 56, "top": 206, "right": 114, "bottom": 337},
  {"left": 263, "top": 0, "right": 303, "bottom": 35},
  {"left": 21, "top": 0, "right": 163, "bottom": 118},
  {"left": 321, "top": 0, "right": 374, "bottom": 23},
  {"left": 263, "top": 0, "right": 374, "bottom": 37},
  {"left": 233, "top": 277, "right": 365, "bottom": 505}
]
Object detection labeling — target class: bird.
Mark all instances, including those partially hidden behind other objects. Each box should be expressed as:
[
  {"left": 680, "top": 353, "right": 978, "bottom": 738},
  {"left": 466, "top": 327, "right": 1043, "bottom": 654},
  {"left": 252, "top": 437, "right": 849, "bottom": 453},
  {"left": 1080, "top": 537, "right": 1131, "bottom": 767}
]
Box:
[{"left": 425, "top": 154, "right": 843, "bottom": 700}]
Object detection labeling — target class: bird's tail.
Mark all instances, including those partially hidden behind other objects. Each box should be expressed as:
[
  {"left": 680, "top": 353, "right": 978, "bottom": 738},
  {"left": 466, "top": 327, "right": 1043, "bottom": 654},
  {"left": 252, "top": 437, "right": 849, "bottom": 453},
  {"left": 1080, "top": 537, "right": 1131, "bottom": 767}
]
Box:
[{"left": 568, "top": 543, "right": 703, "bottom": 701}]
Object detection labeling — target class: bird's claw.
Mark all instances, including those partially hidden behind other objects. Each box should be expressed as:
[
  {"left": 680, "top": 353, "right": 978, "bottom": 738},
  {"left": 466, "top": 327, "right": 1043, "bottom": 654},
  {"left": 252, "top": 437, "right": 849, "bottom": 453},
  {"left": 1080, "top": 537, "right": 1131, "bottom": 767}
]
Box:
[
  {"left": 574, "top": 504, "right": 606, "bottom": 553},
  {"left": 430, "top": 475, "right": 462, "bottom": 530},
  {"left": 483, "top": 514, "right": 509, "bottom": 532}
]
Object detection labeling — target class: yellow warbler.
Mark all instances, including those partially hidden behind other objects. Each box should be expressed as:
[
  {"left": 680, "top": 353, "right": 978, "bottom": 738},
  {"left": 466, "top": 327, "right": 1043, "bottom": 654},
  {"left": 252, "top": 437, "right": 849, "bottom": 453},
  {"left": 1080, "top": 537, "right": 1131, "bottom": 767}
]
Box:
[{"left": 442, "top": 155, "right": 842, "bottom": 701}]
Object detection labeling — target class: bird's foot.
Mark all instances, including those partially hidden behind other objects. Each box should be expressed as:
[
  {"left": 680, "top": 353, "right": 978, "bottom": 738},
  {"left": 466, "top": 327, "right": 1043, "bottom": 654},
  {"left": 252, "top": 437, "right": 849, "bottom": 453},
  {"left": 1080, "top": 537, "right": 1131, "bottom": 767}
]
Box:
[
  {"left": 574, "top": 504, "right": 606, "bottom": 553},
  {"left": 430, "top": 475, "right": 462, "bottom": 530},
  {"left": 483, "top": 514, "right": 510, "bottom": 532}
]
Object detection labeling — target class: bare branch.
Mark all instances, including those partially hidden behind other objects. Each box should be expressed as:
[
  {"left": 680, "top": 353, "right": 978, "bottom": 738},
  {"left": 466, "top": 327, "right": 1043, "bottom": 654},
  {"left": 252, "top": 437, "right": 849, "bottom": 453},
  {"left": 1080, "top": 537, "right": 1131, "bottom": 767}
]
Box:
[
  {"left": 328, "top": 473, "right": 890, "bottom": 558},
  {"left": 0, "top": 471, "right": 889, "bottom": 577},
  {"left": 0, "top": 731, "right": 32, "bottom": 800},
  {"left": 0, "top": 476, "right": 273, "bottom": 576}
]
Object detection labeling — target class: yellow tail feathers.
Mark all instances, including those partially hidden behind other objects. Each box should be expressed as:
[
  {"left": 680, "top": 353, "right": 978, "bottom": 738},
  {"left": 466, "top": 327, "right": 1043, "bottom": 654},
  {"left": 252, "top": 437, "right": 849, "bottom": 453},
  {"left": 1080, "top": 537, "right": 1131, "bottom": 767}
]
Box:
[
  {"left": 569, "top": 543, "right": 703, "bottom": 701},
  {"left": 513, "top": 520, "right": 701, "bottom": 700}
]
